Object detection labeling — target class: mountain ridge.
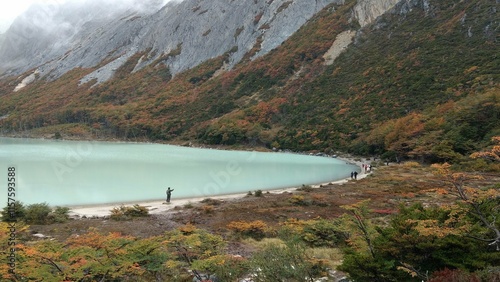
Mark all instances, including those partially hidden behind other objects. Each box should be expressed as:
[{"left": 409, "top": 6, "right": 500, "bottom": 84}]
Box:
[{"left": 0, "top": 0, "right": 343, "bottom": 84}]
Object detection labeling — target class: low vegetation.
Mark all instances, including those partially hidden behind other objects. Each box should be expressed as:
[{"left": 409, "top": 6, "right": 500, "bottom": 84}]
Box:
[
  {"left": 109, "top": 204, "right": 150, "bottom": 220},
  {"left": 0, "top": 0, "right": 498, "bottom": 279},
  {"left": 1, "top": 202, "right": 70, "bottom": 225},
  {"left": 1, "top": 149, "right": 498, "bottom": 280}
]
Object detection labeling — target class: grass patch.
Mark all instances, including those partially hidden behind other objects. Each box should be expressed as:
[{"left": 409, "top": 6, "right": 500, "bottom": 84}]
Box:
[
  {"left": 306, "top": 247, "right": 344, "bottom": 268},
  {"left": 242, "top": 237, "right": 285, "bottom": 249}
]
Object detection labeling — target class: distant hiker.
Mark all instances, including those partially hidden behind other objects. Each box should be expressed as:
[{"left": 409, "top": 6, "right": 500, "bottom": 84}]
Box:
[
  {"left": 166, "top": 187, "right": 174, "bottom": 203},
  {"left": 353, "top": 171, "right": 358, "bottom": 180},
  {"left": 351, "top": 171, "right": 354, "bottom": 179}
]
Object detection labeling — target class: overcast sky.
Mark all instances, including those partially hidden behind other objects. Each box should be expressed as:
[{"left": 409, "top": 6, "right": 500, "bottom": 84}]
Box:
[
  {"left": 0, "top": 0, "right": 175, "bottom": 33},
  {"left": 0, "top": 0, "right": 65, "bottom": 32}
]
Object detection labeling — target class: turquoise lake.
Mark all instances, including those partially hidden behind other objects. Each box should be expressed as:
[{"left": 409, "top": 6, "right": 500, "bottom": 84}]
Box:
[{"left": 0, "top": 137, "right": 358, "bottom": 206}]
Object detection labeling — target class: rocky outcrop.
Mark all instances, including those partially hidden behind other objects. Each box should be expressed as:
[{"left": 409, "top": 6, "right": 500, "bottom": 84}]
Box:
[
  {"left": 1, "top": 0, "right": 343, "bottom": 85},
  {"left": 353, "top": 0, "right": 401, "bottom": 27},
  {"left": 1, "top": 0, "right": 420, "bottom": 87},
  {"left": 323, "top": 0, "right": 405, "bottom": 65},
  {"left": 323, "top": 30, "right": 356, "bottom": 65},
  {"left": 13, "top": 69, "right": 38, "bottom": 92}
]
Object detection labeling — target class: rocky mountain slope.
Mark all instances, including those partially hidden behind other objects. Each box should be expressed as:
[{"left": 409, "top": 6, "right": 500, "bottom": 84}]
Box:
[
  {"left": 0, "top": 0, "right": 498, "bottom": 162},
  {"left": 0, "top": 0, "right": 343, "bottom": 83}
]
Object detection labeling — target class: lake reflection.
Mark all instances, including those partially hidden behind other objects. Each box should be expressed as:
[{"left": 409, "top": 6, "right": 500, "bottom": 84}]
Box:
[{"left": 0, "top": 138, "right": 357, "bottom": 206}]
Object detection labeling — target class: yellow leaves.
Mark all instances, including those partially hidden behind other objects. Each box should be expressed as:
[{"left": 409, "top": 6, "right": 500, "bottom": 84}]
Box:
[
  {"left": 470, "top": 151, "right": 500, "bottom": 161},
  {"left": 281, "top": 218, "right": 307, "bottom": 232},
  {"left": 464, "top": 187, "right": 500, "bottom": 203},
  {"left": 431, "top": 163, "right": 483, "bottom": 184},
  {"left": 179, "top": 223, "right": 197, "bottom": 235},
  {"left": 21, "top": 244, "right": 40, "bottom": 257},
  {"left": 424, "top": 188, "right": 449, "bottom": 195},
  {"left": 406, "top": 203, "right": 472, "bottom": 239},
  {"left": 483, "top": 188, "right": 500, "bottom": 198},
  {"left": 200, "top": 254, "right": 227, "bottom": 266},
  {"left": 402, "top": 161, "right": 421, "bottom": 168},
  {"left": 431, "top": 162, "right": 452, "bottom": 176},
  {"left": 125, "top": 262, "right": 146, "bottom": 277},
  {"left": 339, "top": 200, "right": 378, "bottom": 255},
  {"left": 401, "top": 192, "right": 416, "bottom": 199},
  {"left": 397, "top": 263, "right": 418, "bottom": 277},
  {"left": 341, "top": 199, "right": 371, "bottom": 214},
  {"left": 165, "top": 259, "right": 182, "bottom": 269},
  {"left": 289, "top": 195, "right": 306, "bottom": 205},
  {"left": 69, "top": 257, "right": 89, "bottom": 270},
  {"left": 470, "top": 136, "right": 500, "bottom": 161},
  {"left": 227, "top": 220, "right": 268, "bottom": 234},
  {"left": 464, "top": 65, "right": 479, "bottom": 75},
  {"left": 409, "top": 219, "right": 460, "bottom": 238},
  {"left": 0, "top": 263, "right": 15, "bottom": 280},
  {"left": 4, "top": 225, "right": 230, "bottom": 280},
  {"left": 383, "top": 113, "right": 425, "bottom": 152},
  {"left": 67, "top": 230, "right": 105, "bottom": 249}
]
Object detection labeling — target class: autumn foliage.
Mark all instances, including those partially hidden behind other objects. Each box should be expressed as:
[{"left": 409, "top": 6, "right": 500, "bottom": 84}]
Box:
[
  {"left": 227, "top": 220, "right": 268, "bottom": 239},
  {"left": 1, "top": 0, "right": 496, "bottom": 163}
]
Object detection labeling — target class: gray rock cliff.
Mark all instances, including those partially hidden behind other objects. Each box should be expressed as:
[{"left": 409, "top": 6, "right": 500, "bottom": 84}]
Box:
[{"left": 0, "top": 0, "right": 404, "bottom": 86}]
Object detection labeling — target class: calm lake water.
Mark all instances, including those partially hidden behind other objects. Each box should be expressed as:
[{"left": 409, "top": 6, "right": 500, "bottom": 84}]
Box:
[{"left": 0, "top": 137, "right": 358, "bottom": 206}]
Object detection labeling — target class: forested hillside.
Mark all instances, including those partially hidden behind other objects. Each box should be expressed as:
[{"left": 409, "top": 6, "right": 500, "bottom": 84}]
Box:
[{"left": 0, "top": 0, "right": 498, "bottom": 162}]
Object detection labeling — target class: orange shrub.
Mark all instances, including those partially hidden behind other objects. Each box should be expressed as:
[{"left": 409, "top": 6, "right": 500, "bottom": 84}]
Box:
[{"left": 227, "top": 220, "right": 268, "bottom": 239}]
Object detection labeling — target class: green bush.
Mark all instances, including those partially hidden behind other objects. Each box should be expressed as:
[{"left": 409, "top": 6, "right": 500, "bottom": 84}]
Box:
[
  {"left": 227, "top": 220, "right": 268, "bottom": 240},
  {"left": 297, "top": 184, "right": 313, "bottom": 192},
  {"left": 289, "top": 195, "right": 312, "bottom": 206},
  {"left": 191, "top": 255, "right": 249, "bottom": 282},
  {"left": 110, "top": 204, "right": 149, "bottom": 220},
  {"left": 1, "top": 201, "right": 26, "bottom": 222},
  {"left": 338, "top": 203, "right": 500, "bottom": 281},
  {"left": 301, "top": 219, "right": 345, "bottom": 247},
  {"left": 24, "top": 203, "right": 52, "bottom": 224},
  {"left": 2, "top": 202, "right": 71, "bottom": 224},
  {"left": 48, "top": 206, "right": 71, "bottom": 223},
  {"left": 249, "top": 237, "right": 327, "bottom": 281}
]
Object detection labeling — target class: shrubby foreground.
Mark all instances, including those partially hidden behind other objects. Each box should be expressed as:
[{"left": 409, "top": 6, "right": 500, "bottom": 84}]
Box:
[{"left": 1, "top": 145, "right": 500, "bottom": 281}]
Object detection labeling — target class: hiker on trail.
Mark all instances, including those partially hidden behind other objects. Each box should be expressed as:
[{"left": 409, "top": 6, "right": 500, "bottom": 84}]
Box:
[
  {"left": 353, "top": 171, "right": 358, "bottom": 180},
  {"left": 351, "top": 171, "right": 354, "bottom": 179},
  {"left": 166, "top": 187, "right": 174, "bottom": 203}
]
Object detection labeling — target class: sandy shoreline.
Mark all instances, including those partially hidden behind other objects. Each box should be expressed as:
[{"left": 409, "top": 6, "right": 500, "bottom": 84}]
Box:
[{"left": 69, "top": 156, "right": 370, "bottom": 217}]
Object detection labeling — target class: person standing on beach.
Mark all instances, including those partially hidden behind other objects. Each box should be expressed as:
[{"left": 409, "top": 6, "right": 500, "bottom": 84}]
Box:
[
  {"left": 353, "top": 171, "right": 358, "bottom": 180},
  {"left": 166, "top": 187, "right": 174, "bottom": 203}
]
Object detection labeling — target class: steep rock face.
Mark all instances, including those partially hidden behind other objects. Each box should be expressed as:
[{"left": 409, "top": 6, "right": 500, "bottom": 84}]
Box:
[
  {"left": 81, "top": 0, "right": 344, "bottom": 85},
  {"left": 353, "top": 0, "right": 400, "bottom": 27},
  {"left": 322, "top": 0, "right": 404, "bottom": 65},
  {"left": 0, "top": 0, "right": 165, "bottom": 78},
  {"left": 0, "top": 0, "right": 343, "bottom": 85}
]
